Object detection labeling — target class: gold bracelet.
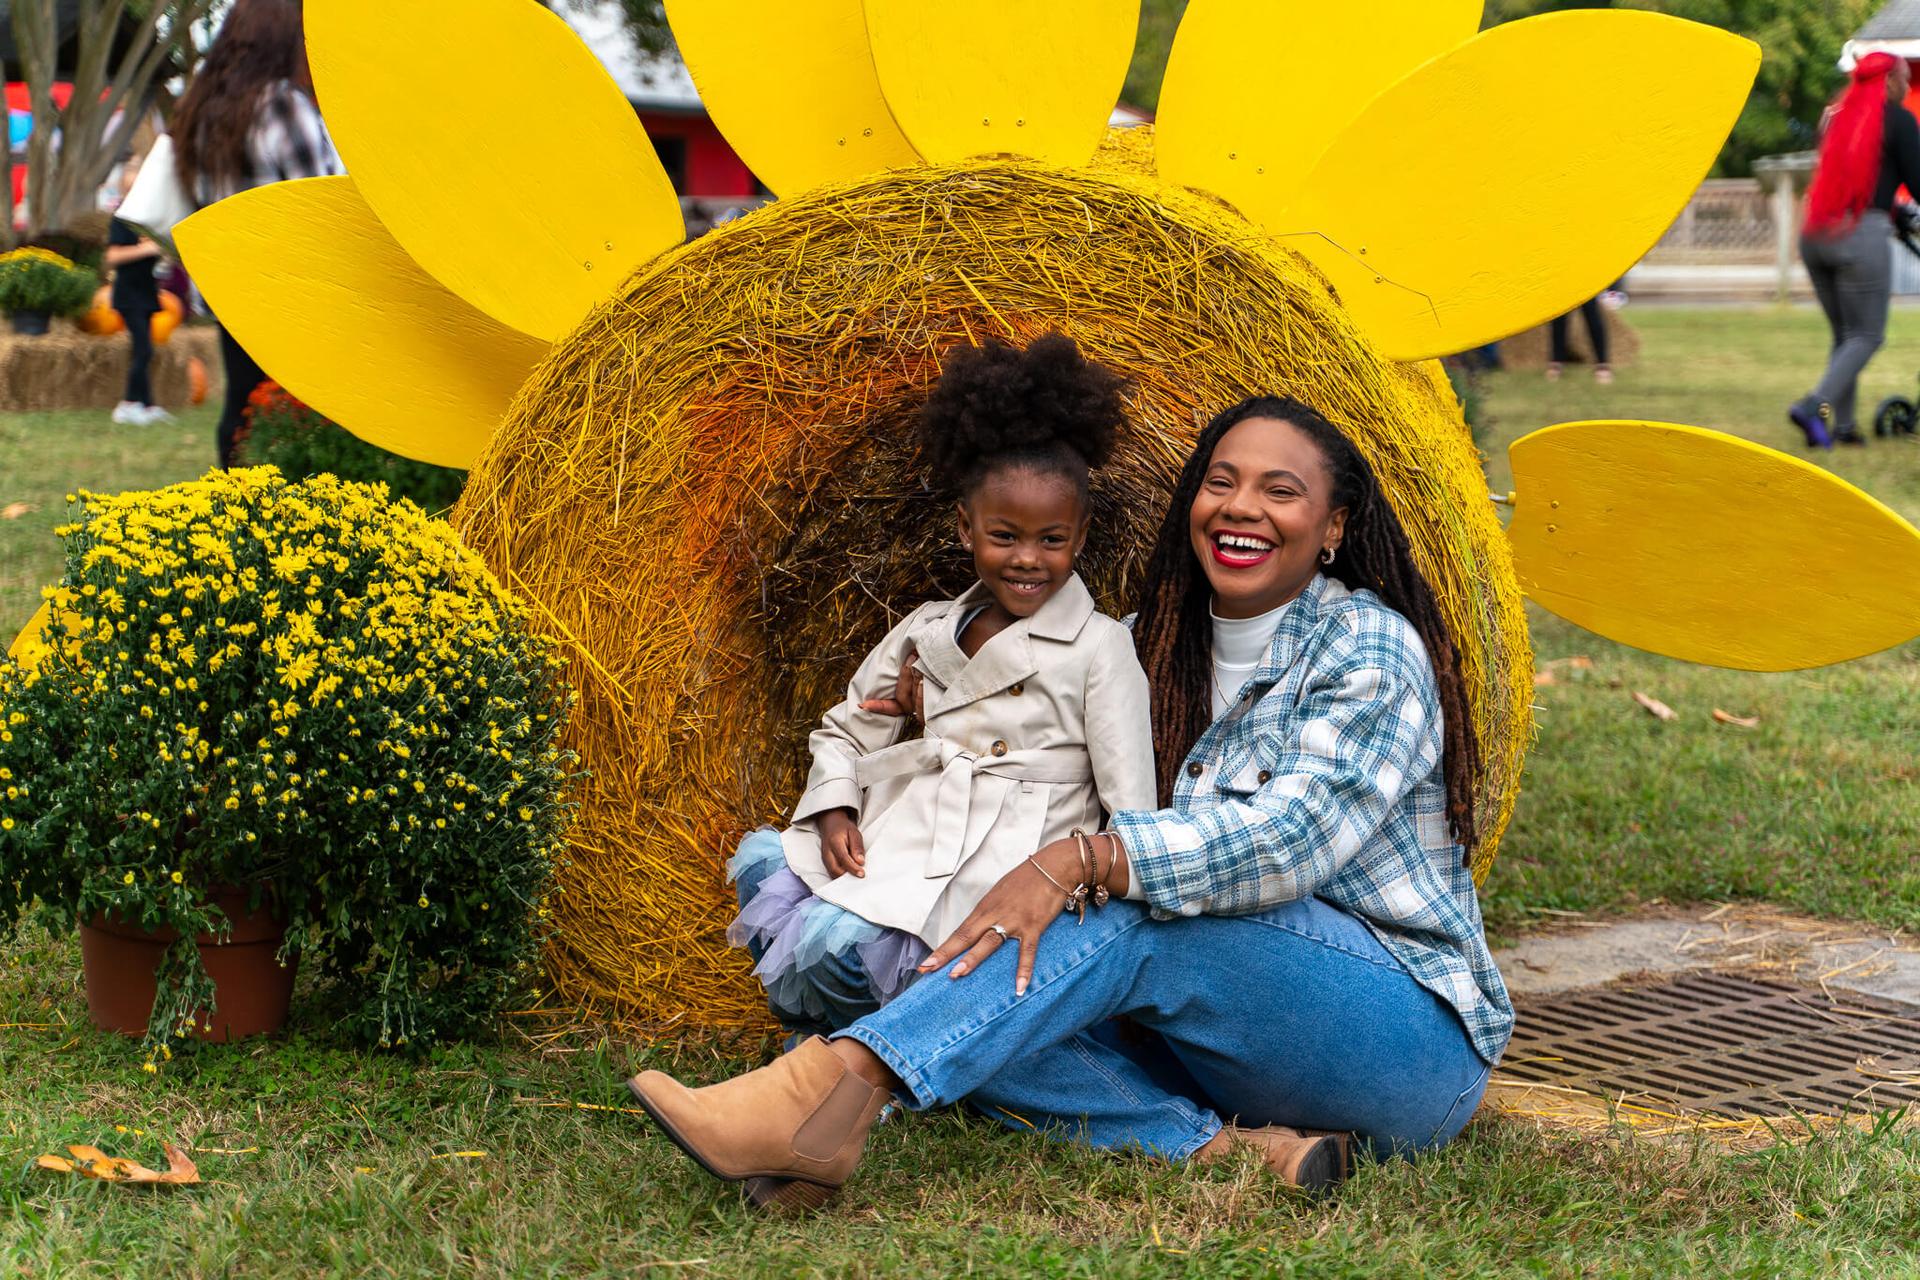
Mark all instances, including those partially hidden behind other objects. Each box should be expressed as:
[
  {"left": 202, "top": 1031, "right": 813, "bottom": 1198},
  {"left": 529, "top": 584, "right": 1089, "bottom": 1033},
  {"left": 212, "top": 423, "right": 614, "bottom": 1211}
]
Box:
[
  {"left": 1089, "top": 831, "right": 1114, "bottom": 908},
  {"left": 1067, "top": 830, "right": 1095, "bottom": 924},
  {"left": 1026, "top": 855, "right": 1075, "bottom": 910}
]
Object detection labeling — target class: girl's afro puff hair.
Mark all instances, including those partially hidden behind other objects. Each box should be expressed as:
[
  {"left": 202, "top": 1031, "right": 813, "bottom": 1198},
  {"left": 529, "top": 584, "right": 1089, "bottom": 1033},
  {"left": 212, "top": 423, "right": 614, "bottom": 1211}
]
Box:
[{"left": 918, "top": 332, "right": 1128, "bottom": 497}]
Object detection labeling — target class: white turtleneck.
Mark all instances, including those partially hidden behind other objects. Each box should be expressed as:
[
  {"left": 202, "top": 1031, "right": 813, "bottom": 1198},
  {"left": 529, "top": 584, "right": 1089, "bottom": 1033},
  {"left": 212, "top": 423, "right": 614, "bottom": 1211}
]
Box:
[{"left": 1210, "top": 599, "right": 1295, "bottom": 716}]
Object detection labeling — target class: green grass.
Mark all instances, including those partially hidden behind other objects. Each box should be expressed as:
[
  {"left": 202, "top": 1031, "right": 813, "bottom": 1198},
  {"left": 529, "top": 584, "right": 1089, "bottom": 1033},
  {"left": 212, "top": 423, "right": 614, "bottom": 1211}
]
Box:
[
  {"left": 1, "top": 405, "right": 219, "bottom": 632},
  {"left": 5, "top": 307, "right": 1920, "bottom": 1276},
  {"left": 1476, "top": 305, "right": 1920, "bottom": 942}
]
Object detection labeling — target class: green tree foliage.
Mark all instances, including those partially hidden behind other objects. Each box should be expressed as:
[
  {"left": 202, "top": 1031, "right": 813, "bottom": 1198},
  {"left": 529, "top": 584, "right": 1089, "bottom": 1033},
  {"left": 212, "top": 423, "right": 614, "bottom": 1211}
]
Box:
[
  {"left": 1124, "top": 0, "right": 1187, "bottom": 112},
  {"left": 591, "top": 0, "right": 1194, "bottom": 112},
  {"left": 1483, "top": 0, "right": 1878, "bottom": 176},
  {"left": 590, "top": 0, "right": 673, "bottom": 56}
]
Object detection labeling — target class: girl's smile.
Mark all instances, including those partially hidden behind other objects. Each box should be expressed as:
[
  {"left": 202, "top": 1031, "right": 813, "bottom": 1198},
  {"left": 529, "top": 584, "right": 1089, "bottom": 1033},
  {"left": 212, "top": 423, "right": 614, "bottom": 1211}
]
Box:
[{"left": 958, "top": 466, "right": 1090, "bottom": 623}]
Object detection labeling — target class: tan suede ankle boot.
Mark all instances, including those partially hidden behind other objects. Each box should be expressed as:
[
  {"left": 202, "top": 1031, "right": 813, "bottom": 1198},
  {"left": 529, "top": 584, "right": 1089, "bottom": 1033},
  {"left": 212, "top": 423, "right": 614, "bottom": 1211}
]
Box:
[
  {"left": 1197, "top": 1124, "right": 1348, "bottom": 1194},
  {"left": 627, "top": 1037, "right": 893, "bottom": 1211}
]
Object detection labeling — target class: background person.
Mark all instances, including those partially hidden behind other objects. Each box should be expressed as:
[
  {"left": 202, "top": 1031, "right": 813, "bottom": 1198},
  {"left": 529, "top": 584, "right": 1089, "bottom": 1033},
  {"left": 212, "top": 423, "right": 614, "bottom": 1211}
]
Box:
[
  {"left": 1791, "top": 51, "right": 1920, "bottom": 449},
  {"left": 1545, "top": 292, "right": 1614, "bottom": 385},
  {"left": 105, "top": 192, "right": 170, "bottom": 426},
  {"left": 168, "top": 0, "right": 342, "bottom": 468}
]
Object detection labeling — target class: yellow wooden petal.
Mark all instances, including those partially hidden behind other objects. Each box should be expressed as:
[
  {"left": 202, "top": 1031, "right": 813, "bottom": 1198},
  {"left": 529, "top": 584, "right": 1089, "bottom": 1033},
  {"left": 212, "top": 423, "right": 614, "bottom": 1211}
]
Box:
[
  {"left": 665, "top": 0, "right": 922, "bottom": 196},
  {"left": 1156, "top": 0, "right": 1479, "bottom": 223},
  {"left": 8, "top": 600, "right": 52, "bottom": 666},
  {"left": 1280, "top": 11, "right": 1758, "bottom": 361},
  {"left": 864, "top": 0, "right": 1138, "bottom": 167},
  {"left": 1508, "top": 422, "right": 1920, "bottom": 671},
  {"left": 7, "top": 595, "right": 86, "bottom": 668},
  {"left": 175, "top": 177, "right": 548, "bottom": 471},
  {"left": 308, "top": 0, "right": 682, "bottom": 342}
]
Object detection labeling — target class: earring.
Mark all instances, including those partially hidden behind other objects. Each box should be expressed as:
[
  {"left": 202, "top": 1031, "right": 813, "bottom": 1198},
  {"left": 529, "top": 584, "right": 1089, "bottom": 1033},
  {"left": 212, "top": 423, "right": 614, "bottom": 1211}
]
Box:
[{"left": 1320, "top": 546, "right": 1336, "bottom": 565}]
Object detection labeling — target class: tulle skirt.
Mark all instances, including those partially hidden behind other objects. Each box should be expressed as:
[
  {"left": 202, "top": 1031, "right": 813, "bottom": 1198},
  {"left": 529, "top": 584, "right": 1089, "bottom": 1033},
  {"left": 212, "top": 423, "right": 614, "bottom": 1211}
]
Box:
[{"left": 726, "top": 829, "right": 929, "bottom": 1028}]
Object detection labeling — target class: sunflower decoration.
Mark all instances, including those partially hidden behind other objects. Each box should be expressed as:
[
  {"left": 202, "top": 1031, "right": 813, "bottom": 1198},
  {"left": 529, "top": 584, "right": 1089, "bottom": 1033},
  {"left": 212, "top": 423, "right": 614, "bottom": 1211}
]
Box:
[{"left": 158, "top": 0, "right": 1920, "bottom": 1032}]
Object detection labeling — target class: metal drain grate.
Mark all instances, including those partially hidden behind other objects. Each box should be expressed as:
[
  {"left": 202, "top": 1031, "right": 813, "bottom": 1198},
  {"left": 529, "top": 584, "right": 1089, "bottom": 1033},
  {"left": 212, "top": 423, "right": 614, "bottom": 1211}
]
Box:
[{"left": 1502, "top": 971, "right": 1920, "bottom": 1117}]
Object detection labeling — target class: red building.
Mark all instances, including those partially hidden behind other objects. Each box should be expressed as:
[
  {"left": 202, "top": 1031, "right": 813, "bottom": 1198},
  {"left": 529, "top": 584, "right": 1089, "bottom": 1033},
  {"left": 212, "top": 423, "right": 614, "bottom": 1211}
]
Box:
[
  {"left": 559, "top": 2, "right": 765, "bottom": 229},
  {"left": 559, "top": 2, "right": 1150, "bottom": 230}
]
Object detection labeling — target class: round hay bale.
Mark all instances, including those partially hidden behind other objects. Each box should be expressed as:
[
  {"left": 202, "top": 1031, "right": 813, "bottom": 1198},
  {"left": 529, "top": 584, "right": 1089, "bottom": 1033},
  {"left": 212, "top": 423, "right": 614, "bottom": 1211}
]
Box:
[{"left": 455, "top": 161, "right": 1533, "bottom": 1033}]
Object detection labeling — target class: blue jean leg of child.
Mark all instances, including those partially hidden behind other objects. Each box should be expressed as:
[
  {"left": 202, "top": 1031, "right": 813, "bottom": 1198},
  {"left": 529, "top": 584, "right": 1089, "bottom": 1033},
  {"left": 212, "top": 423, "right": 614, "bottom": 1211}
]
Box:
[{"left": 836, "top": 896, "right": 1491, "bottom": 1160}]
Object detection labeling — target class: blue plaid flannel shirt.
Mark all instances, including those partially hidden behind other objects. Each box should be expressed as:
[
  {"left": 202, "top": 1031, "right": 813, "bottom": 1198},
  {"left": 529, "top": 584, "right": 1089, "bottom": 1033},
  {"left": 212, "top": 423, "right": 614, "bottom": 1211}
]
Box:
[{"left": 1109, "top": 575, "right": 1512, "bottom": 1064}]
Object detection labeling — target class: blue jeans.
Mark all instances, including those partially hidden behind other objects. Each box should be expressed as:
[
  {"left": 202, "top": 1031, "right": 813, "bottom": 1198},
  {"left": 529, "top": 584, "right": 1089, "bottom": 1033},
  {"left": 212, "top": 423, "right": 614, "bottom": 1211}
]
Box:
[{"left": 833, "top": 897, "right": 1492, "bottom": 1160}]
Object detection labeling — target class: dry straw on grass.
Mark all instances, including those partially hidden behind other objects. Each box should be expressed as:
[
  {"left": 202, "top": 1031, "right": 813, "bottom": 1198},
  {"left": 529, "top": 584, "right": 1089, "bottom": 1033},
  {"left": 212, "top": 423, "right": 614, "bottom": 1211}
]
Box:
[{"left": 456, "top": 157, "right": 1533, "bottom": 1032}]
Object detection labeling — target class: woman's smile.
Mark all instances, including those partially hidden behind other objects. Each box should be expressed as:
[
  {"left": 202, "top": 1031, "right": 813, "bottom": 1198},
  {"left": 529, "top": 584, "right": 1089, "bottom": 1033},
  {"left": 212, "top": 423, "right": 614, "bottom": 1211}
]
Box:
[
  {"left": 1208, "top": 529, "right": 1278, "bottom": 569},
  {"left": 1187, "top": 416, "right": 1347, "bottom": 618}
]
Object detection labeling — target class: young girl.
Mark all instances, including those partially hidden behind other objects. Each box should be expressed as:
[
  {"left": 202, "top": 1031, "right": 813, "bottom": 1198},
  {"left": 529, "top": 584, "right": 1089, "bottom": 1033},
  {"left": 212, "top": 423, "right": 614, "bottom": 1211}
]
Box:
[{"left": 728, "top": 334, "right": 1156, "bottom": 1036}]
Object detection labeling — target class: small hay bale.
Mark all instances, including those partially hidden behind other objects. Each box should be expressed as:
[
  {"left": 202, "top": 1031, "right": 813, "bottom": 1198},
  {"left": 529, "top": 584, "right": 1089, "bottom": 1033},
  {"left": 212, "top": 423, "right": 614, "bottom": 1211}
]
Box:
[
  {"left": 0, "top": 322, "right": 221, "bottom": 412},
  {"left": 456, "top": 161, "right": 1533, "bottom": 1033}
]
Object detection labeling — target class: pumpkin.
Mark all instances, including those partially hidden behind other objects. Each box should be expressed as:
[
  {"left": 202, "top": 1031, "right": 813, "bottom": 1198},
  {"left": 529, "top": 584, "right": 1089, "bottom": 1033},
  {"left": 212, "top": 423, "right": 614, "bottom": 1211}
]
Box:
[{"left": 79, "top": 285, "right": 125, "bottom": 336}]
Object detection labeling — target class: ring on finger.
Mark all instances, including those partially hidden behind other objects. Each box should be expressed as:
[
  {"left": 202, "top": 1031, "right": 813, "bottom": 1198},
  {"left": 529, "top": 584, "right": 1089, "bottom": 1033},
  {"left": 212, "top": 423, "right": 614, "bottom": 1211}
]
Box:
[{"left": 987, "top": 923, "right": 1012, "bottom": 940}]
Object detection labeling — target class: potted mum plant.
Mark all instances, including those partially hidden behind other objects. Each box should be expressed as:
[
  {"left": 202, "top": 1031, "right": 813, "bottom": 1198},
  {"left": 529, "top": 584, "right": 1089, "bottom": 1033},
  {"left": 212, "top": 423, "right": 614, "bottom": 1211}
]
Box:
[
  {"left": 0, "top": 246, "right": 100, "bottom": 334},
  {"left": 0, "top": 468, "right": 575, "bottom": 1059}
]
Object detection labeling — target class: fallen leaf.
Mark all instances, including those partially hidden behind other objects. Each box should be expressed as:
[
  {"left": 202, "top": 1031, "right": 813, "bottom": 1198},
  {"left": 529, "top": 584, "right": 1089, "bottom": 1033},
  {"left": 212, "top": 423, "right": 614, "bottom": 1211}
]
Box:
[
  {"left": 42, "top": 1142, "right": 201, "bottom": 1185},
  {"left": 1532, "top": 669, "right": 1557, "bottom": 686},
  {"left": 0, "top": 502, "right": 30, "bottom": 520},
  {"left": 1568, "top": 655, "right": 1595, "bottom": 670},
  {"left": 1632, "top": 691, "right": 1677, "bottom": 721},
  {"left": 1712, "top": 709, "right": 1761, "bottom": 729},
  {"left": 66, "top": 1144, "right": 141, "bottom": 1180},
  {"left": 430, "top": 1150, "right": 488, "bottom": 1160}
]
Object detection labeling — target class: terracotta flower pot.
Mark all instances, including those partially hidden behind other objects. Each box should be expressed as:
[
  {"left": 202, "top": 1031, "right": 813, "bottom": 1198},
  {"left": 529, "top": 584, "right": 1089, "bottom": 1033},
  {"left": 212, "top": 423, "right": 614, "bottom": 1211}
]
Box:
[{"left": 78, "top": 887, "right": 297, "bottom": 1041}]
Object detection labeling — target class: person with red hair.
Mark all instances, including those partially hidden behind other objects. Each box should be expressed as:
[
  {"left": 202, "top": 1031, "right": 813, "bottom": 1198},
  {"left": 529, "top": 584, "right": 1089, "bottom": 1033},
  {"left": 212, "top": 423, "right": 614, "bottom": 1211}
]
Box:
[{"left": 1792, "top": 52, "right": 1920, "bottom": 448}]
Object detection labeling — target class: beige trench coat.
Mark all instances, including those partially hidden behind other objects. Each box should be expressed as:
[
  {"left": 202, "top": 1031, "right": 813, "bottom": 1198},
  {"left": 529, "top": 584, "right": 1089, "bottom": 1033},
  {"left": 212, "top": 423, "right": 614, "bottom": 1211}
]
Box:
[{"left": 781, "top": 574, "right": 1156, "bottom": 945}]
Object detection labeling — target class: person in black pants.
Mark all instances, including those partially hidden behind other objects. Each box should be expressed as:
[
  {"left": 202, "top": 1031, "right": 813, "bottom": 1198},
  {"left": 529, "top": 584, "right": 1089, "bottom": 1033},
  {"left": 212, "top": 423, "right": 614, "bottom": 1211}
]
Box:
[
  {"left": 214, "top": 327, "right": 269, "bottom": 467},
  {"left": 105, "top": 215, "right": 173, "bottom": 426},
  {"left": 1546, "top": 293, "right": 1614, "bottom": 385}
]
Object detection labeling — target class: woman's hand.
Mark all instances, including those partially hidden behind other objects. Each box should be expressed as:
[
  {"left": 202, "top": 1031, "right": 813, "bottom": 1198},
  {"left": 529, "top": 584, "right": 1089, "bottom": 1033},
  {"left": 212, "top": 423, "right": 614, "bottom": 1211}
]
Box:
[
  {"left": 919, "top": 837, "right": 1083, "bottom": 995},
  {"left": 817, "top": 807, "right": 866, "bottom": 878}
]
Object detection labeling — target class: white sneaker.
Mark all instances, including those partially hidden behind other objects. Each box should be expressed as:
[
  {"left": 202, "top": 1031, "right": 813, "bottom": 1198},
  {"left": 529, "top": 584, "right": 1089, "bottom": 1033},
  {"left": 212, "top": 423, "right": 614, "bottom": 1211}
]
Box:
[
  {"left": 139, "top": 406, "right": 177, "bottom": 426},
  {"left": 110, "top": 400, "right": 145, "bottom": 425}
]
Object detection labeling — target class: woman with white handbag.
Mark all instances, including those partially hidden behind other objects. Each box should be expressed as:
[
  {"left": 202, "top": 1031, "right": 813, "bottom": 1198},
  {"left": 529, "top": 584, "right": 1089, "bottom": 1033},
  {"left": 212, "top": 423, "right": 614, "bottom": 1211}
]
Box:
[{"left": 126, "top": 0, "right": 341, "bottom": 468}]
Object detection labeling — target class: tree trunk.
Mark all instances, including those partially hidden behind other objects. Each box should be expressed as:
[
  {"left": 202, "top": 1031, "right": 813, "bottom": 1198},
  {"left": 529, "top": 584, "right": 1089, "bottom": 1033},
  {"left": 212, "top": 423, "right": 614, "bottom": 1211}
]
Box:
[
  {"left": 1, "top": 6, "right": 13, "bottom": 249},
  {"left": 14, "top": 0, "right": 213, "bottom": 237},
  {"left": 15, "top": 0, "right": 59, "bottom": 235}
]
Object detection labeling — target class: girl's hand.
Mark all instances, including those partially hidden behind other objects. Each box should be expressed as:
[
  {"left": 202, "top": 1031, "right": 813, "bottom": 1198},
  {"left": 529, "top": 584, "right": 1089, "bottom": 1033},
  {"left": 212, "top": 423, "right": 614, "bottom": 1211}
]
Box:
[
  {"left": 817, "top": 808, "right": 866, "bottom": 878},
  {"left": 858, "top": 645, "right": 924, "bottom": 721},
  {"left": 919, "top": 837, "right": 1081, "bottom": 995}
]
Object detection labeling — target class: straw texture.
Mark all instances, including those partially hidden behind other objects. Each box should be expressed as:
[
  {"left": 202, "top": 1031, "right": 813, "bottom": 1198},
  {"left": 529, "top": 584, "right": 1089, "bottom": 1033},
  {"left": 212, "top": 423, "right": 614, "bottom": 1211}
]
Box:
[{"left": 456, "top": 159, "right": 1533, "bottom": 1032}]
